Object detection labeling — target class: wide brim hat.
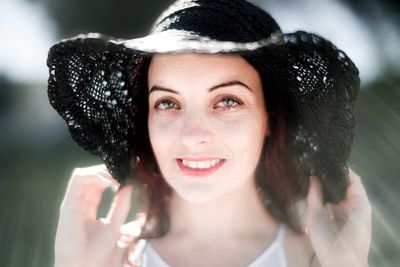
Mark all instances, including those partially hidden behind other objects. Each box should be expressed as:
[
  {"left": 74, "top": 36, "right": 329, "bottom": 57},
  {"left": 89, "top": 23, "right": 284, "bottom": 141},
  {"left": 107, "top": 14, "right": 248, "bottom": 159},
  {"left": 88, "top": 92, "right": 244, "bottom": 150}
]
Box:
[{"left": 47, "top": 0, "right": 360, "bottom": 203}]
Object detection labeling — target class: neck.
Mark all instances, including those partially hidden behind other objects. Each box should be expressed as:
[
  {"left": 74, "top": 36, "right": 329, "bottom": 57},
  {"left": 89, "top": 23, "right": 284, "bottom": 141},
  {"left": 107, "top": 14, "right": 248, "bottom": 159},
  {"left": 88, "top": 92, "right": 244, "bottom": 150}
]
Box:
[{"left": 166, "top": 177, "right": 278, "bottom": 240}]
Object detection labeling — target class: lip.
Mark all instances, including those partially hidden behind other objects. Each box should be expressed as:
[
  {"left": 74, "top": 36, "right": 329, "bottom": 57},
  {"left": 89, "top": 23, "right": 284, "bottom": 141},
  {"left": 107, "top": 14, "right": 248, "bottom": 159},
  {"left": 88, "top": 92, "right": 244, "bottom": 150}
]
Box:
[{"left": 176, "top": 158, "right": 225, "bottom": 177}]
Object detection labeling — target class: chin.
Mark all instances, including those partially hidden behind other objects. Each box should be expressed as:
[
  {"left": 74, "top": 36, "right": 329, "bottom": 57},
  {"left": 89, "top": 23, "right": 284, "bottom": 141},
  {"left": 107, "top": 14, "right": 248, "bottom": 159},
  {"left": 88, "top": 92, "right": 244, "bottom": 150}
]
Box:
[
  {"left": 172, "top": 184, "right": 229, "bottom": 204},
  {"left": 180, "top": 194, "right": 222, "bottom": 204},
  {"left": 164, "top": 171, "right": 252, "bottom": 204}
]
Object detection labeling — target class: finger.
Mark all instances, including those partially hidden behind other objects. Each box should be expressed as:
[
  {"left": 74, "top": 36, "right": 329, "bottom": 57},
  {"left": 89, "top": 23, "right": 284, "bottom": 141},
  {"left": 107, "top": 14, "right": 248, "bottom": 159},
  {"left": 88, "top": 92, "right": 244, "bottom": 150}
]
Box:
[
  {"left": 339, "top": 169, "right": 371, "bottom": 218},
  {"left": 63, "top": 172, "right": 115, "bottom": 207},
  {"left": 326, "top": 202, "right": 347, "bottom": 230},
  {"left": 343, "top": 169, "right": 372, "bottom": 223},
  {"left": 111, "top": 236, "right": 142, "bottom": 267},
  {"left": 84, "top": 164, "right": 115, "bottom": 179},
  {"left": 106, "top": 184, "right": 134, "bottom": 226},
  {"left": 120, "top": 216, "right": 146, "bottom": 237},
  {"left": 307, "top": 176, "right": 324, "bottom": 211},
  {"left": 107, "top": 238, "right": 135, "bottom": 267},
  {"left": 119, "top": 234, "right": 136, "bottom": 244},
  {"left": 306, "top": 176, "right": 335, "bottom": 234},
  {"left": 67, "top": 166, "right": 117, "bottom": 191},
  {"left": 346, "top": 168, "right": 369, "bottom": 201},
  {"left": 61, "top": 167, "right": 118, "bottom": 219}
]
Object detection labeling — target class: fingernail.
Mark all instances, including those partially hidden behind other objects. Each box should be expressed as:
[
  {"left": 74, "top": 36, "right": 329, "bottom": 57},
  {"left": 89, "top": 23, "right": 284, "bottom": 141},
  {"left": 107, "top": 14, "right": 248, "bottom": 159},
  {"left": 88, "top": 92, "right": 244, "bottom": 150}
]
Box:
[
  {"left": 116, "top": 240, "right": 130, "bottom": 249},
  {"left": 111, "top": 184, "right": 120, "bottom": 193}
]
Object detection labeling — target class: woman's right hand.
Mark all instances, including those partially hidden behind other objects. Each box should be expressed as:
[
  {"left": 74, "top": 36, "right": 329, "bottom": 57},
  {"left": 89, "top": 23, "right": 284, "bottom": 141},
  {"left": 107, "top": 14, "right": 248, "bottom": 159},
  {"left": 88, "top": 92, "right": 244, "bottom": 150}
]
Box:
[{"left": 54, "top": 165, "right": 136, "bottom": 267}]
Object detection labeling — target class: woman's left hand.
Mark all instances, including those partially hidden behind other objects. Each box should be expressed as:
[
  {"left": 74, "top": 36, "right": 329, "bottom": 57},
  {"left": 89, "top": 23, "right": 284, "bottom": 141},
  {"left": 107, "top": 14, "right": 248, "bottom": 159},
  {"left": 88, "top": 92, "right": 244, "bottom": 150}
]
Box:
[{"left": 306, "top": 168, "right": 372, "bottom": 267}]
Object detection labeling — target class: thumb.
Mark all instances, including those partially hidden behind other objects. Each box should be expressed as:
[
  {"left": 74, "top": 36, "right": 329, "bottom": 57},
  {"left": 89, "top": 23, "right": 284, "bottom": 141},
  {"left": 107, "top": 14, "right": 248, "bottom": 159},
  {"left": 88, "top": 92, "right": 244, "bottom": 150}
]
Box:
[
  {"left": 306, "top": 176, "right": 331, "bottom": 229},
  {"left": 306, "top": 176, "right": 334, "bottom": 235}
]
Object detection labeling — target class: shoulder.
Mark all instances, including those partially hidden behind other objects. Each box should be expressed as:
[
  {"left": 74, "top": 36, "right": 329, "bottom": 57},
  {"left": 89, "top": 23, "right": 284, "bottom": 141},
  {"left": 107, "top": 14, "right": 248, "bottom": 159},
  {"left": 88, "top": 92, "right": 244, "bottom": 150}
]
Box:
[{"left": 282, "top": 227, "right": 321, "bottom": 267}]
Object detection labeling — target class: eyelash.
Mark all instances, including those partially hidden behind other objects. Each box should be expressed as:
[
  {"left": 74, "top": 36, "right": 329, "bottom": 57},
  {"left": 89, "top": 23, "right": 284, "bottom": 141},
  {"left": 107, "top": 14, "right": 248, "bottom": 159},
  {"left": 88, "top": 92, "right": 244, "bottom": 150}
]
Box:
[
  {"left": 214, "top": 96, "right": 242, "bottom": 110},
  {"left": 154, "top": 99, "right": 180, "bottom": 110},
  {"left": 154, "top": 96, "right": 243, "bottom": 111}
]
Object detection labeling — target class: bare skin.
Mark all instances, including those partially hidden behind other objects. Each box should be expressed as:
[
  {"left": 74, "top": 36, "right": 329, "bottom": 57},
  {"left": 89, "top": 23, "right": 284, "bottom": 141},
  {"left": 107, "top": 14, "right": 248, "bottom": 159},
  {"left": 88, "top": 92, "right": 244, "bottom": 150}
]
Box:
[
  {"left": 54, "top": 54, "right": 371, "bottom": 267},
  {"left": 306, "top": 169, "right": 371, "bottom": 267},
  {"left": 54, "top": 165, "right": 370, "bottom": 267},
  {"left": 54, "top": 165, "right": 135, "bottom": 267}
]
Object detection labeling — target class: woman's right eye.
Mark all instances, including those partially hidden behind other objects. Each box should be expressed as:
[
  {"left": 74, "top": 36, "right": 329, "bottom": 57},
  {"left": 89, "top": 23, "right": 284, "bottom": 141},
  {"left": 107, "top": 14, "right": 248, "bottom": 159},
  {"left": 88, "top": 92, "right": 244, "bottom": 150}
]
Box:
[{"left": 154, "top": 99, "right": 180, "bottom": 110}]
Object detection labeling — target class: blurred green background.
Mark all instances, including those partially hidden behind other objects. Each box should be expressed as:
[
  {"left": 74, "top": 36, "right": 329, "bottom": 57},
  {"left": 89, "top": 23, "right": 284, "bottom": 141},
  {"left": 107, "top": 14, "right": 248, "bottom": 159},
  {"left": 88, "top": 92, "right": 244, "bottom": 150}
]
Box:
[{"left": 0, "top": 0, "right": 399, "bottom": 266}]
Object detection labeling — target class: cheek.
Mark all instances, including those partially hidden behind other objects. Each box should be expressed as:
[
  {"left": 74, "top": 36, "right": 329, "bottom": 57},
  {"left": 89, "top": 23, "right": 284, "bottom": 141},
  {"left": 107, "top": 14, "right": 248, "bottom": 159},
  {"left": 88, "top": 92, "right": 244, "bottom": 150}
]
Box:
[
  {"left": 148, "top": 116, "right": 165, "bottom": 158},
  {"left": 148, "top": 115, "right": 179, "bottom": 160},
  {"left": 219, "top": 113, "right": 266, "bottom": 144},
  {"left": 148, "top": 110, "right": 267, "bottom": 160},
  {"left": 225, "top": 113, "right": 267, "bottom": 167}
]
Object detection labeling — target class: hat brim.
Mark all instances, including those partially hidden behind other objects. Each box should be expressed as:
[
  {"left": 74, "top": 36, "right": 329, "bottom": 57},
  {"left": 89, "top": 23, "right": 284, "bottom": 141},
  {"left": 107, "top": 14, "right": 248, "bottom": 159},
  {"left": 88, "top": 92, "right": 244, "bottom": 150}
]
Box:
[{"left": 47, "top": 29, "right": 359, "bottom": 202}]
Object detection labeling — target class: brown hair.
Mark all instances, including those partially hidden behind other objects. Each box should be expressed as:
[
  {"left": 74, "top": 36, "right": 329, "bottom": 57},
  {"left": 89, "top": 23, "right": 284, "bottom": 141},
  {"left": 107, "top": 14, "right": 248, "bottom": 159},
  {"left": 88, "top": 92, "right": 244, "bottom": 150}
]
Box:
[{"left": 133, "top": 56, "right": 308, "bottom": 239}]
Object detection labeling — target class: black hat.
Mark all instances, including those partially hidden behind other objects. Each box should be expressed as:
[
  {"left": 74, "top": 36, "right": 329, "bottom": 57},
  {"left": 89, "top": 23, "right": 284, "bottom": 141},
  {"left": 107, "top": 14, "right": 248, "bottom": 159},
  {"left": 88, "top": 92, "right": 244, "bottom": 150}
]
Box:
[{"left": 47, "top": 0, "right": 359, "bottom": 203}]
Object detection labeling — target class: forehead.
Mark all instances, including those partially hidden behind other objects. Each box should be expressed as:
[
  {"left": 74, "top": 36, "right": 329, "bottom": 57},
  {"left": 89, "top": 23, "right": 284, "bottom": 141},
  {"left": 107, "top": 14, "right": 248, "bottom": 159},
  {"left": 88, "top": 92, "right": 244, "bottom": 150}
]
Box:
[{"left": 147, "top": 53, "right": 261, "bottom": 90}]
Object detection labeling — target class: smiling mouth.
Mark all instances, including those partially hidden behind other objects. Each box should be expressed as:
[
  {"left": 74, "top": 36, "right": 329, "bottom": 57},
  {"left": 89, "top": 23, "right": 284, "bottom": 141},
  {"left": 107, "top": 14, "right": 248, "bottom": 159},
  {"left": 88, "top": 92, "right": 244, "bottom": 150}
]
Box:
[
  {"left": 176, "top": 158, "right": 225, "bottom": 176},
  {"left": 181, "top": 158, "right": 223, "bottom": 169}
]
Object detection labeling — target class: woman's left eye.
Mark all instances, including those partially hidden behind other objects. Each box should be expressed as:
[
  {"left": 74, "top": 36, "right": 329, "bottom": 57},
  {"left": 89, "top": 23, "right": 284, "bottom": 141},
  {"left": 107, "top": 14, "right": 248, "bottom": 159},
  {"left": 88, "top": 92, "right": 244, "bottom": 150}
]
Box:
[{"left": 215, "top": 97, "right": 242, "bottom": 110}]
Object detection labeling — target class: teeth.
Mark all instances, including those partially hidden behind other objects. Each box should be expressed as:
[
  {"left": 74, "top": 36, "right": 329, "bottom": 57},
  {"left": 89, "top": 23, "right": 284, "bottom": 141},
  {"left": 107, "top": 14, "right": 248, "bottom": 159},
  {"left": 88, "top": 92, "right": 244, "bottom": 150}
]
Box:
[{"left": 182, "top": 159, "right": 222, "bottom": 169}]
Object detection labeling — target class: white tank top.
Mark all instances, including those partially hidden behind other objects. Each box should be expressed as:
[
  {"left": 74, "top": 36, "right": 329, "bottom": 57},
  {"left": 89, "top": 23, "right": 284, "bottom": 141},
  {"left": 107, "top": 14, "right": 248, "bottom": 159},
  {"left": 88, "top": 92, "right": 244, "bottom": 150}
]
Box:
[{"left": 126, "top": 225, "right": 287, "bottom": 267}]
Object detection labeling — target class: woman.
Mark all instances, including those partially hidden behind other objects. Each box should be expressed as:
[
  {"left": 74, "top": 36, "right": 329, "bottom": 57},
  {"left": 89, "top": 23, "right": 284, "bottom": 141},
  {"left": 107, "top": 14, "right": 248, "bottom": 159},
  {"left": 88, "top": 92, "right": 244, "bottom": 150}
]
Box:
[{"left": 48, "top": 0, "right": 371, "bottom": 266}]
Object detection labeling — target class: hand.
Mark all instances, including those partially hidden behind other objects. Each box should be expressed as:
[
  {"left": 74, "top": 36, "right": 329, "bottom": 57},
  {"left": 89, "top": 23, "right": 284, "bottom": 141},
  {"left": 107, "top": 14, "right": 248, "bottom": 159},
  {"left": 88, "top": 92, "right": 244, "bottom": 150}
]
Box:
[
  {"left": 306, "top": 168, "right": 372, "bottom": 267},
  {"left": 54, "top": 165, "right": 137, "bottom": 267}
]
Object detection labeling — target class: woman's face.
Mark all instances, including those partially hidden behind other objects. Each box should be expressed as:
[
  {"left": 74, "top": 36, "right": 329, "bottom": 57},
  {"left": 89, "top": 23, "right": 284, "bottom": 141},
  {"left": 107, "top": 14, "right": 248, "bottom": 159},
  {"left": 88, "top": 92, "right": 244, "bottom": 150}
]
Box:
[{"left": 147, "top": 53, "right": 269, "bottom": 203}]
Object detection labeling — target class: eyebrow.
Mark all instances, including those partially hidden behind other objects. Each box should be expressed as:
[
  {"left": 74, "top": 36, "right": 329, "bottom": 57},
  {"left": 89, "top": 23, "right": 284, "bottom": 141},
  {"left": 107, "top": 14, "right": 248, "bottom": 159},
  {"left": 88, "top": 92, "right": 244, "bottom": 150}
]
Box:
[
  {"left": 209, "top": 80, "right": 253, "bottom": 92},
  {"left": 148, "top": 80, "right": 253, "bottom": 95},
  {"left": 149, "top": 86, "right": 178, "bottom": 95}
]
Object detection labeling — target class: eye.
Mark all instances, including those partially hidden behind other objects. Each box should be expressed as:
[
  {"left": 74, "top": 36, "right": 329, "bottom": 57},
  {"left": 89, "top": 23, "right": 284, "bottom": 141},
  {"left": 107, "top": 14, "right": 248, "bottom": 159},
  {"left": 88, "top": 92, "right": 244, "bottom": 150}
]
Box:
[
  {"left": 154, "top": 99, "right": 180, "bottom": 110},
  {"left": 214, "top": 96, "right": 242, "bottom": 110}
]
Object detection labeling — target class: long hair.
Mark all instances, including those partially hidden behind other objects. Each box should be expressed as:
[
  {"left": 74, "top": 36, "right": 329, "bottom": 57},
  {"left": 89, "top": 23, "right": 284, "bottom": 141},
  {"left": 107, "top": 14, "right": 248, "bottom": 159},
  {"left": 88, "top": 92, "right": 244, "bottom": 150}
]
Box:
[{"left": 133, "top": 56, "right": 308, "bottom": 240}]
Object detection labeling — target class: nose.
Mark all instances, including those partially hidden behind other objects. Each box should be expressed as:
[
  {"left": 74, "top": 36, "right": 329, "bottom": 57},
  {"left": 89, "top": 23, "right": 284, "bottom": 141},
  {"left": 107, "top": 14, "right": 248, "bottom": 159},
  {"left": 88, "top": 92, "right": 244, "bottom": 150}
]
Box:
[{"left": 180, "top": 111, "right": 213, "bottom": 147}]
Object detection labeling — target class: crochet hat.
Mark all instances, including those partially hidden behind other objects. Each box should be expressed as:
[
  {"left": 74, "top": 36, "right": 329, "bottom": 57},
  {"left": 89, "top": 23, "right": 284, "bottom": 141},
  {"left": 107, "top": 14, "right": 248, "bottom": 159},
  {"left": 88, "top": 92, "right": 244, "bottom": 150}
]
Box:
[{"left": 47, "top": 0, "right": 359, "bottom": 203}]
